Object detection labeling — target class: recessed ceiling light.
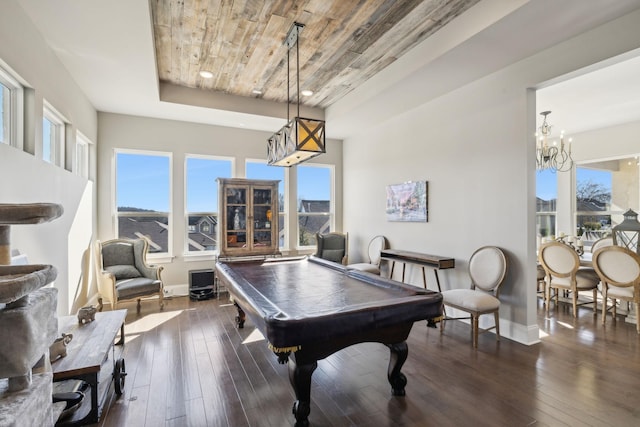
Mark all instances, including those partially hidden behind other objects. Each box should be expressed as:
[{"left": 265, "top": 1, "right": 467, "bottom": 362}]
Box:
[
  {"left": 199, "top": 70, "right": 214, "bottom": 79},
  {"left": 301, "top": 89, "right": 313, "bottom": 96}
]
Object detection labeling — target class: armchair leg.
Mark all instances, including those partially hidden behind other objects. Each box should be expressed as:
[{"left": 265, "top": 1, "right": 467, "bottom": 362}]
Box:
[
  {"left": 97, "top": 297, "right": 104, "bottom": 312},
  {"left": 136, "top": 299, "right": 141, "bottom": 313},
  {"left": 159, "top": 291, "right": 164, "bottom": 310},
  {"left": 494, "top": 311, "right": 500, "bottom": 341}
]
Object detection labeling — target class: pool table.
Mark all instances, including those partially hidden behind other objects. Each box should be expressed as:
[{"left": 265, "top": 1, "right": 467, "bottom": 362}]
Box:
[{"left": 215, "top": 256, "right": 443, "bottom": 426}]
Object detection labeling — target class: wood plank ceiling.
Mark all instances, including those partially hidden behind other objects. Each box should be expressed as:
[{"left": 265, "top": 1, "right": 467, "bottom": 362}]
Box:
[{"left": 151, "top": 0, "right": 479, "bottom": 109}]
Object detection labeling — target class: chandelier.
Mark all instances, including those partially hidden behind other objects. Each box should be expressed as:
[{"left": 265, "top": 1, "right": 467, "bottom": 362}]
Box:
[
  {"left": 267, "top": 22, "right": 326, "bottom": 167},
  {"left": 535, "top": 111, "right": 573, "bottom": 172}
]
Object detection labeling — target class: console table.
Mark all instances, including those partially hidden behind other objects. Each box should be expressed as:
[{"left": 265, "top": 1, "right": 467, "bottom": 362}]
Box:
[
  {"left": 52, "top": 310, "right": 127, "bottom": 426},
  {"left": 380, "top": 249, "right": 455, "bottom": 292}
]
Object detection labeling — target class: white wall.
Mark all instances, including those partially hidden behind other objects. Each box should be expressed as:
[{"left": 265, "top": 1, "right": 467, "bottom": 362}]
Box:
[
  {"left": 97, "top": 112, "right": 343, "bottom": 289},
  {"left": 0, "top": 0, "right": 98, "bottom": 315},
  {"left": 341, "top": 9, "right": 640, "bottom": 345}
]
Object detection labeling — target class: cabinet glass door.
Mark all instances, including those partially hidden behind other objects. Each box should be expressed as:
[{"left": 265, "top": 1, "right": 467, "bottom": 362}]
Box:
[
  {"left": 226, "top": 188, "right": 246, "bottom": 248},
  {"left": 253, "top": 188, "right": 272, "bottom": 247}
]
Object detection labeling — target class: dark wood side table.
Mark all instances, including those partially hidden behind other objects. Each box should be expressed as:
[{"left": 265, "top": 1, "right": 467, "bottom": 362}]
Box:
[
  {"left": 52, "top": 309, "right": 127, "bottom": 426},
  {"left": 380, "top": 249, "right": 455, "bottom": 292}
]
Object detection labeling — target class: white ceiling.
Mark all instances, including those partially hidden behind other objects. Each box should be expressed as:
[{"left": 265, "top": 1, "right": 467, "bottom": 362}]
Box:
[
  {"left": 537, "top": 53, "right": 640, "bottom": 136},
  {"left": 16, "top": 0, "right": 640, "bottom": 140}
]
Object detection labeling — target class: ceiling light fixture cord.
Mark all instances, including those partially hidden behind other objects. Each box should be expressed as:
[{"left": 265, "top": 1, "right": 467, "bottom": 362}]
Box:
[{"left": 297, "top": 26, "right": 300, "bottom": 119}]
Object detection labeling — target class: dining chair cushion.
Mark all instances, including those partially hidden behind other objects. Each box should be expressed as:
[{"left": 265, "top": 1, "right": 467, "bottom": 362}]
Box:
[
  {"left": 596, "top": 250, "right": 640, "bottom": 283},
  {"left": 468, "top": 247, "right": 506, "bottom": 291},
  {"left": 442, "top": 289, "right": 500, "bottom": 312},
  {"left": 346, "top": 263, "right": 380, "bottom": 274},
  {"left": 548, "top": 267, "right": 599, "bottom": 288},
  {"left": 576, "top": 268, "right": 600, "bottom": 287},
  {"left": 607, "top": 285, "right": 634, "bottom": 300},
  {"left": 542, "top": 244, "right": 577, "bottom": 275}
]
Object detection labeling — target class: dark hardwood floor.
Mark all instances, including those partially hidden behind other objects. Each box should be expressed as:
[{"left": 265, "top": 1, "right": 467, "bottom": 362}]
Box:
[{"left": 96, "top": 294, "right": 640, "bottom": 427}]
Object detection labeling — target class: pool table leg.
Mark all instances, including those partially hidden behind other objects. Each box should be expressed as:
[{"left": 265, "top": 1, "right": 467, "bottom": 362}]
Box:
[
  {"left": 288, "top": 355, "right": 317, "bottom": 427},
  {"left": 234, "top": 302, "right": 245, "bottom": 328},
  {"left": 387, "top": 341, "right": 408, "bottom": 396}
]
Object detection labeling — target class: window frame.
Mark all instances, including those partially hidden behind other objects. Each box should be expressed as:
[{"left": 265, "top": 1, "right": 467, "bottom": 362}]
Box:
[
  {"left": 296, "top": 163, "right": 335, "bottom": 250},
  {"left": 114, "top": 148, "right": 173, "bottom": 261},
  {"left": 74, "top": 131, "right": 92, "bottom": 179},
  {"left": 0, "top": 63, "right": 24, "bottom": 149},
  {"left": 42, "top": 100, "right": 67, "bottom": 167},
  {"left": 184, "top": 154, "right": 234, "bottom": 257}
]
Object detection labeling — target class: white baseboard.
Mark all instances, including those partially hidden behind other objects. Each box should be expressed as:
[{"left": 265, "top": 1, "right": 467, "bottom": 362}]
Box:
[{"left": 444, "top": 307, "right": 540, "bottom": 346}]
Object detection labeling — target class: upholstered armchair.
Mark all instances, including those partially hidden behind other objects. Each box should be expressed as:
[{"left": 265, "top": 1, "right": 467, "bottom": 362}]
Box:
[
  {"left": 95, "top": 238, "right": 164, "bottom": 313},
  {"left": 314, "top": 232, "right": 349, "bottom": 265}
]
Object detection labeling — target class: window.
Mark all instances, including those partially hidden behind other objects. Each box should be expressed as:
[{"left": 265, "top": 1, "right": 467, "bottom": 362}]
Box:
[
  {"left": 574, "top": 158, "right": 639, "bottom": 243},
  {"left": 75, "top": 131, "right": 91, "bottom": 179},
  {"left": 536, "top": 169, "right": 557, "bottom": 243},
  {"left": 0, "top": 64, "right": 23, "bottom": 148},
  {"left": 43, "top": 101, "right": 66, "bottom": 166},
  {"left": 115, "top": 150, "right": 172, "bottom": 257},
  {"left": 246, "top": 160, "right": 286, "bottom": 248},
  {"left": 185, "top": 156, "right": 232, "bottom": 254},
  {"left": 297, "top": 164, "right": 333, "bottom": 248}
]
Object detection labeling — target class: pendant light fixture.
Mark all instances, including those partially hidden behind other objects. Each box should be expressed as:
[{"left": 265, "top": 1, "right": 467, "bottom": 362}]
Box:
[{"left": 267, "top": 22, "right": 326, "bottom": 167}]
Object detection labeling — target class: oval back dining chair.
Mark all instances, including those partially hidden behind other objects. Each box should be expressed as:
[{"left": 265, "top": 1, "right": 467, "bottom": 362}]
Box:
[
  {"left": 590, "top": 236, "right": 614, "bottom": 253},
  {"left": 538, "top": 241, "right": 599, "bottom": 317},
  {"left": 592, "top": 245, "right": 640, "bottom": 333},
  {"left": 347, "top": 235, "right": 388, "bottom": 275},
  {"left": 440, "top": 246, "right": 507, "bottom": 348}
]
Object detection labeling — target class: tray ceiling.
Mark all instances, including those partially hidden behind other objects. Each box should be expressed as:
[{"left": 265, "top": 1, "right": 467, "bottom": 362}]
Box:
[{"left": 151, "top": 0, "right": 480, "bottom": 109}]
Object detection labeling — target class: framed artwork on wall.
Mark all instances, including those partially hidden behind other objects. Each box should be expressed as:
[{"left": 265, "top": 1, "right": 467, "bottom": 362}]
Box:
[{"left": 385, "top": 181, "right": 428, "bottom": 222}]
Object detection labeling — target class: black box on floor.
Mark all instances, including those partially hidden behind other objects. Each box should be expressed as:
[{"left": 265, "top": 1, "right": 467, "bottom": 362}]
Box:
[{"left": 189, "top": 269, "right": 215, "bottom": 301}]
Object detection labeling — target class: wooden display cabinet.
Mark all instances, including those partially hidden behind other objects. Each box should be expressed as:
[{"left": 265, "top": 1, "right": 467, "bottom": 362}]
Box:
[{"left": 217, "top": 178, "right": 280, "bottom": 257}]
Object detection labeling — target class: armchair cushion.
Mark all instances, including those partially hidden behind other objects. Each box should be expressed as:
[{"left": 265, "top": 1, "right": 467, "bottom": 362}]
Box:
[
  {"left": 116, "top": 278, "right": 162, "bottom": 300},
  {"left": 106, "top": 265, "right": 142, "bottom": 280},
  {"left": 102, "top": 242, "right": 135, "bottom": 267},
  {"left": 321, "top": 249, "right": 345, "bottom": 264}
]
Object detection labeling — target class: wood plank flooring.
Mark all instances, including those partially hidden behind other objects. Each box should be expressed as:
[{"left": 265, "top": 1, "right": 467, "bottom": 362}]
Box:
[{"left": 96, "top": 294, "right": 640, "bottom": 427}]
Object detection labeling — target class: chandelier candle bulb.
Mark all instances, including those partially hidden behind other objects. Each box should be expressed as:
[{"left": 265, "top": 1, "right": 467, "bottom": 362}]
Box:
[{"left": 535, "top": 111, "right": 573, "bottom": 172}]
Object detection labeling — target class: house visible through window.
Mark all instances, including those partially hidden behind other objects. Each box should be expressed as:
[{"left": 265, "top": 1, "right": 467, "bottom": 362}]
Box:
[
  {"left": 115, "top": 150, "right": 172, "bottom": 257},
  {"left": 185, "top": 155, "right": 232, "bottom": 254},
  {"left": 297, "top": 164, "right": 333, "bottom": 248}
]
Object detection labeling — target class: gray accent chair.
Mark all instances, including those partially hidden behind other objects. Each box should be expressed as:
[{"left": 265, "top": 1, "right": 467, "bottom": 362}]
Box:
[
  {"left": 440, "top": 246, "right": 508, "bottom": 348},
  {"left": 95, "top": 238, "right": 164, "bottom": 313},
  {"left": 314, "top": 232, "right": 349, "bottom": 265},
  {"left": 347, "top": 235, "right": 388, "bottom": 275}
]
